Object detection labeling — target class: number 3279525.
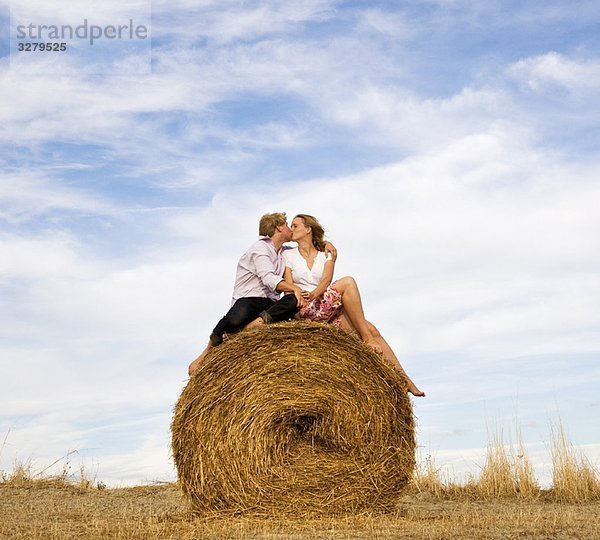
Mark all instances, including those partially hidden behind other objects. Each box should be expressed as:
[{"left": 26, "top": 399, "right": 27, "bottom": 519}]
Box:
[{"left": 17, "top": 42, "right": 67, "bottom": 52}]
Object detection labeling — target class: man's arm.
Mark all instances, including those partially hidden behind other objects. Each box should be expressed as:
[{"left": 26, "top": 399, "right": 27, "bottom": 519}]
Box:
[
  {"left": 253, "top": 250, "right": 285, "bottom": 293},
  {"left": 254, "top": 250, "right": 306, "bottom": 307},
  {"left": 323, "top": 241, "right": 337, "bottom": 262},
  {"left": 278, "top": 269, "right": 307, "bottom": 308}
]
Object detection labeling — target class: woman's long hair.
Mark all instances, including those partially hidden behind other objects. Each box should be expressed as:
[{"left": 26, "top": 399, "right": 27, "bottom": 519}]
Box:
[{"left": 294, "top": 214, "right": 326, "bottom": 251}]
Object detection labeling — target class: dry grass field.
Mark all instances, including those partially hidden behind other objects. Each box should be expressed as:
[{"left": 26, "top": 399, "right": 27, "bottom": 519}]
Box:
[
  {"left": 1, "top": 478, "right": 599, "bottom": 539},
  {"left": 2, "top": 423, "right": 599, "bottom": 540}
]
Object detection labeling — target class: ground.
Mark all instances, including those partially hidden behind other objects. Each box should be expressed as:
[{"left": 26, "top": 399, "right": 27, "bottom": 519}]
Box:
[{"left": 1, "top": 482, "right": 599, "bottom": 539}]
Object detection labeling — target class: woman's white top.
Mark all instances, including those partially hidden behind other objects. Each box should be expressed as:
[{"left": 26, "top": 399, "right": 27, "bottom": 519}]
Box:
[{"left": 282, "top": 247, "right": 332, "bottom": 292}]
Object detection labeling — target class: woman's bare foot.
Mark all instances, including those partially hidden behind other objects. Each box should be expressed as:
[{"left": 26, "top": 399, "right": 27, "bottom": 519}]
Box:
[
  {"left": 407, "top": 381, "right": 426, "bottom": 397},
  {"left": 366, "top": 339, "right": 384, "bottom": 355}
]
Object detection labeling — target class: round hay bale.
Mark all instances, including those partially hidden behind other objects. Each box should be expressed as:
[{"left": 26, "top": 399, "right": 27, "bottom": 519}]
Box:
[{"left": 172, "top": 320, "right": 415, "bottom": 516}]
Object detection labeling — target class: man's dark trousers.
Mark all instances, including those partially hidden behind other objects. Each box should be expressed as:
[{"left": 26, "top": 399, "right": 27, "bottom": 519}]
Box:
[{"left": 210, "top": 294, "right": 298, "bottom": 345}]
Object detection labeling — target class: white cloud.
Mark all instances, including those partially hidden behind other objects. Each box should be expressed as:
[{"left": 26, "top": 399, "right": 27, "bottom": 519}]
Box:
[
  {"left": 92, "top": 431, "right": 175, "bottom": 486},
  {"left": 509, "top": 52, "right": 600, "bottom": 93},
  {"left": 0, "top": 232, "right": 85, "bottom": 280},
  {"left": 356, "top": 8, "right": 415, "bottom": 38},
  {"left": 320, "top": 84, "right": 512, "bottom": 150},
  {"left": 10, "top": 0, "right": 150, "bottom": 25},
  {"left": 8, "top": 4, "right": 597, "bottom": 195},
  {"left": 0, "top": 172, "right": 115, "bottom": 224},
  {"left": 423, "top": 0, "right": 600, "bottom": 28},
  {"left": 151, "top": 0, "right": 335, "bottom": 44}
]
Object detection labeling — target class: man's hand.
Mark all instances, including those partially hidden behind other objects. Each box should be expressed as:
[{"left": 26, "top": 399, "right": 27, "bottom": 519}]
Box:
[
  {"left": 277, "top": 280, "right": 307, "bottom": 308},
  {"left": 292, "top": 286, "right": 307, "bottom": 309},
  {"left": 323, "top": 241, "right": 337, "bottom": 262},
  {"left": 302, "top": 290, "right": 318, "bottom": 301}
]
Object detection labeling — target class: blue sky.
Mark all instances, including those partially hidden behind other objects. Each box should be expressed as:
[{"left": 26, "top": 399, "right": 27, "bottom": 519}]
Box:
[{"left": 1, "top": 0, "right": 599, "bottom": 486}]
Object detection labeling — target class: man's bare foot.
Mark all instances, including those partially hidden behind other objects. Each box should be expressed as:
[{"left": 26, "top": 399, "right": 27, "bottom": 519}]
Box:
[
  {"left": 188, "top": 355, "right": 203, "bottom": 376},
  {"left": 188, "top": 342, "right": 213, "bottom": 376},
  {"left": 243, "top": 317, "right": 265, "bottom": 331}
]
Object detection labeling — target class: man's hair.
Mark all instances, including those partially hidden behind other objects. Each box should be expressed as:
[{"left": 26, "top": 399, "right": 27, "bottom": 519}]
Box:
[{"left": 259, "top": 212, "right": 287, "bottom": 237}]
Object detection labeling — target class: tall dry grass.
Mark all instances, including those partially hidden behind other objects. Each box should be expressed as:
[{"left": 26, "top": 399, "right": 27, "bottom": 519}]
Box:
[
  {"left": 411, "top": 421, "right": 599, "bottom": 502},
  {"left": 551, "top": 420, "right": 600, "bottom": 502},
  {"left": 0, "top": 451, "right": 99, "bottom": 491},
  {"left": 412, "top": 451, "right": 446, "bottom": 497},
  {"left": 477, "top": 425, "right": 539, "bottom": 499}
]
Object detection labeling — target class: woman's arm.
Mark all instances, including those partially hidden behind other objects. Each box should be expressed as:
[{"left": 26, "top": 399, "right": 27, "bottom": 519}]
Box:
[
  {"left": 283, "top": 266, "right": 295, "bottom": 286},
  {"left": 308, "top": 259, "right": 335, "bottom": 300}
]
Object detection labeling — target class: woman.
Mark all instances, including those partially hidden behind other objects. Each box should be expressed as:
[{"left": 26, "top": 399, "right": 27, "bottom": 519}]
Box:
[{"left": 283, "top": 214, "right": 425, "bottom": 397}]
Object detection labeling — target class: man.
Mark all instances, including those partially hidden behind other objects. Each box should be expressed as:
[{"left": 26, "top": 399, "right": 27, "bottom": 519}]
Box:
[{"left": 188, "top": 212, "right": 336, "bottom": 375}]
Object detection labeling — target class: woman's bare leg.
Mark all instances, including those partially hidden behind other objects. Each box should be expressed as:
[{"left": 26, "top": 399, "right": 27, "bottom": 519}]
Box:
[
  {"left": 335, "top": 312, "right": 425, "bottom": 397},
  {"left": 365, "top": 321, "right": 425, "bottom": 397},
  {"left": 332, "top": 277, "right": 376, "bottom": 343}
]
